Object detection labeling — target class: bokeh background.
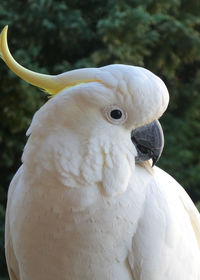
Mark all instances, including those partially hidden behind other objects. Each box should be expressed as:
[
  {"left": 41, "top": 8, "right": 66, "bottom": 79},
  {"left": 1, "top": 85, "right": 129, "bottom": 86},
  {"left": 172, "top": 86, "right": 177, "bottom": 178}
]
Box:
[{"left": 0, "top": 0, "right": 200, "bottom": 278}]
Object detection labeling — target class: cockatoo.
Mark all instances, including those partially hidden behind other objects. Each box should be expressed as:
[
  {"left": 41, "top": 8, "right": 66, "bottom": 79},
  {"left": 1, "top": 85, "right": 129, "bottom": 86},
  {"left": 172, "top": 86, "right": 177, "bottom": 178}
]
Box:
[{"left": 1, "top": 25, "right": 200, "bottom": 280}]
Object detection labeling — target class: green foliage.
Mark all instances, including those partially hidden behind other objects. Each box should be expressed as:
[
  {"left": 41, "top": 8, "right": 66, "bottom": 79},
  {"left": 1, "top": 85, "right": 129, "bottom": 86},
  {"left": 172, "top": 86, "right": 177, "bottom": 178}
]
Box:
[{"left": 0, "top": 0, "right": 200, "bottom": 278}]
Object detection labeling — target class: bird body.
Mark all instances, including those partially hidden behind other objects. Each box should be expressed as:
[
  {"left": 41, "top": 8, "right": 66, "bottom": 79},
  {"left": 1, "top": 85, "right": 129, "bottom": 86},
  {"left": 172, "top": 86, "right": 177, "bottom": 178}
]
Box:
[
  {"left": 1, "top": 26, "right": 200, "bottom": 280},
  {"left": 6, "top": 164, "right": 200, "bottom": 280},
  {"left": 6, "top": 164, "right": 146, "bottom": 280}
]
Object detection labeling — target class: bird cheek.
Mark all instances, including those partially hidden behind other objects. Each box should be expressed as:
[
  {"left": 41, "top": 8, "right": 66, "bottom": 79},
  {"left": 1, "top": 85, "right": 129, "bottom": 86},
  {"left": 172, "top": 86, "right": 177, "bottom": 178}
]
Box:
[{"left": 102, "top": 151, "right": 133, "bottom": 197}]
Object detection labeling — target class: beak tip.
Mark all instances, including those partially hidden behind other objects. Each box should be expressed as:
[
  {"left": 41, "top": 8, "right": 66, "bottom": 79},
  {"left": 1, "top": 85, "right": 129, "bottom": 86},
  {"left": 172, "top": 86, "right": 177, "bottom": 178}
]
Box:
[{"left": 152, "top": 156, "right": 159, "bottom": 167}]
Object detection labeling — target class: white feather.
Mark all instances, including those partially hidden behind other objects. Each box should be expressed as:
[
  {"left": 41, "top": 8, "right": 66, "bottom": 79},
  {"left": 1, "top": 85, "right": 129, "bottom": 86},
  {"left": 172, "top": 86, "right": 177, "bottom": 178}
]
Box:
[
  {"left": 129, "top": 167, "right": 200, "bottom": 280},
  {"left": 5, "top": 65, "right": 199, "bottom": 280}
]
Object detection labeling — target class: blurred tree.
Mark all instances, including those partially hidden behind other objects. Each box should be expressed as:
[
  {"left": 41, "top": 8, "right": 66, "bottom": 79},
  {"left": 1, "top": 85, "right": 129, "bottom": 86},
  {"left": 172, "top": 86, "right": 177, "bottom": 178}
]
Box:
[{"left": 0, "top": 0, "right": 200, "bottom": 278}]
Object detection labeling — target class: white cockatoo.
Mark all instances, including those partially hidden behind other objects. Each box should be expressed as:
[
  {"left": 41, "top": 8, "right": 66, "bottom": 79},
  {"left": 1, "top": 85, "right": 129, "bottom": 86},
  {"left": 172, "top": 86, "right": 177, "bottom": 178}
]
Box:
[{"left": 1, "top": 25, "right": 200, "bottom": 280}]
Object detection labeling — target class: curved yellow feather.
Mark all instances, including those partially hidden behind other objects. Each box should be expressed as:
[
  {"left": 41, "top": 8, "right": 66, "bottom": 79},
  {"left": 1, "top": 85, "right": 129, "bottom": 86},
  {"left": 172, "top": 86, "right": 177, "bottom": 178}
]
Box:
[
  {"left": 0, "top": 26, "right": 65, "bottom": 95},
  {"left": 0, "top": 26, "right": 103, "bottom": 96}
]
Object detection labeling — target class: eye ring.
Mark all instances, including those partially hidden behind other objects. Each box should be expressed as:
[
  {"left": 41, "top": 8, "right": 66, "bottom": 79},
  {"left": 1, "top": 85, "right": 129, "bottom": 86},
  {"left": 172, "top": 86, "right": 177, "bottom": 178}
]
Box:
[{"left": 103, "top": 105, "right": 127, "bottom": 125}]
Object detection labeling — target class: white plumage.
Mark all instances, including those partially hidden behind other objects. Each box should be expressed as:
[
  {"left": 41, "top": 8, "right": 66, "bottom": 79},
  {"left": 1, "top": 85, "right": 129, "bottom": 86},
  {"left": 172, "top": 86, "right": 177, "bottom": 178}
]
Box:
[{"left": 1, "top": 26, "right": 200, "bottom": 280}]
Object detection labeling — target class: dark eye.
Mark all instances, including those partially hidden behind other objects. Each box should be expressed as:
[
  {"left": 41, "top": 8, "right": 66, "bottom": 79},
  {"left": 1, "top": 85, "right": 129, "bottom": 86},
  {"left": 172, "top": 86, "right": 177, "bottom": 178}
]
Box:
[
  {"left": 110, "top": 109, "right": 122, "bottom": 119},
  {"left": 104, "top": 105, "right": 127, "bottom": 125}
]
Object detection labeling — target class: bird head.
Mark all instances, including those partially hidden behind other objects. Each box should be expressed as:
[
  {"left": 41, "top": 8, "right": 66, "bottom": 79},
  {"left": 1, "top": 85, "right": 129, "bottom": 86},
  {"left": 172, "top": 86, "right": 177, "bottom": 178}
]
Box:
[{"left": 0, "top": 26, "right": 169, "bottom": 196}]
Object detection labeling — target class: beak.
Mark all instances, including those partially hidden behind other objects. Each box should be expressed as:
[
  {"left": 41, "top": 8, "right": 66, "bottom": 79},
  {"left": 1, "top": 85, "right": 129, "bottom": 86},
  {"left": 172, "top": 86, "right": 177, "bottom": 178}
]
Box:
[{"left": 131, "top": 120, "right": 164, "bottom": 167}]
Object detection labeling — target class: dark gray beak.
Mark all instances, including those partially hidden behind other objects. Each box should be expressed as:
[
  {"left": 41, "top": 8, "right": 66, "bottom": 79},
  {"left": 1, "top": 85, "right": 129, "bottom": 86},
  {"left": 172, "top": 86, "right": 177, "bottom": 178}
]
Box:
[{"left": 131, "top": 120, "right": 164, "bottom": 166}]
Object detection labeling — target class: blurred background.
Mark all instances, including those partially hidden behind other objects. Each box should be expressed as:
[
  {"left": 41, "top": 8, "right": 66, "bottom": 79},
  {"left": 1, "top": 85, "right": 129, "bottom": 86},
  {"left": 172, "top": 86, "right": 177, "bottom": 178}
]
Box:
[{"left": 0, "top": 0, "right": 200, "bottom": 278}]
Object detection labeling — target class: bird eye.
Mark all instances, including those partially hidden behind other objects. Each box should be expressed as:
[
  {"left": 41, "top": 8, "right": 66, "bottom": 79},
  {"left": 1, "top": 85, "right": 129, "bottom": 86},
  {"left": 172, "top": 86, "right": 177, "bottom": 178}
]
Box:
[
  {"left": 110, "top": 109, "right": 122, "bottom": 119},
  {"left": 104, "top": 105, "right": 127, "bottom": 125}
]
